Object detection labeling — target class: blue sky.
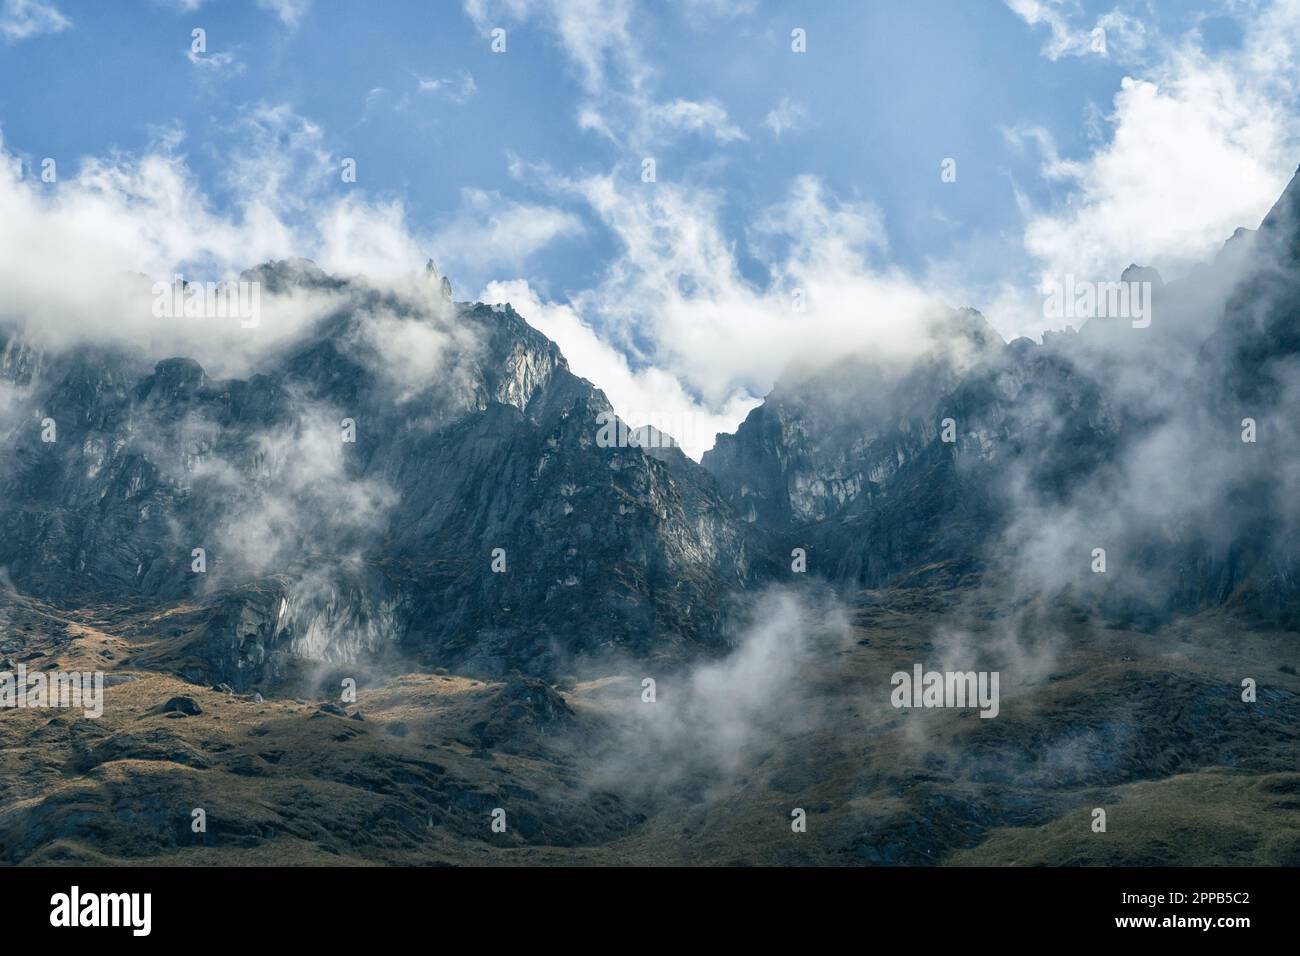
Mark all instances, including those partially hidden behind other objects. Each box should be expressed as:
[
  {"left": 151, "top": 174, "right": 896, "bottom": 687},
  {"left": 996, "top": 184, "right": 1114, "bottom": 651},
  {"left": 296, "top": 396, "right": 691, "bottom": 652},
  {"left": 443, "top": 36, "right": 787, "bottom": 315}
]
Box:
[{"left": 2, "top": 0, "right": 1299, "bottom": 455}]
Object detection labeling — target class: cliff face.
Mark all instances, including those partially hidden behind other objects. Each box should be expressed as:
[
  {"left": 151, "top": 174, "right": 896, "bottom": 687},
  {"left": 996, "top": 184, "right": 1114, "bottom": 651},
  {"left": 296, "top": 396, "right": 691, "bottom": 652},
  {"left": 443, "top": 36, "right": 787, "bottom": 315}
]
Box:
[
  {"left": 705, "top": 168, "right": 1300, "bottom": 625},
  {"left": 4, "top": 171, "right": 1300, "bottom": 687},
  {"left": 702, "top": 309, "right": 1124, "bottom": 591},
  {"left": 0, "top": 268, "right": 765, "bottom": 686}
]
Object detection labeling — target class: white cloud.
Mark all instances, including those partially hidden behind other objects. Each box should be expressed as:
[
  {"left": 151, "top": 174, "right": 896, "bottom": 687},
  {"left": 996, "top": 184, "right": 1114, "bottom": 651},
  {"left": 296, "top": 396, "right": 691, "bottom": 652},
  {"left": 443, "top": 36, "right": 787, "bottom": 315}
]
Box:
[
  {"left": 647, "top": 98, "right": 746, "bottom": 143},
  {"left": 352, "top": 304, "right": 476, "bottom": 403},
  {"left": 1005, "top": 0, "right": 1147, "bottom": 62},
  {"left": 0, "top": 107, "right": 454, "bottom": 375},
  {"left": 1, "top": 0, "right": 69, "bottom": 41},
  {"left": 156, "top": 0, "right": 310, "bottom": 21},
  {"left": 480, "top": 278, "right": 757, "bottom": 459},
  {"left": 764, "top": 96, "right": 807, "bottom": 137},
  {"left": 314, "top": 195, "right": 429, "bottom": 280},
  {"left": 451, "top": 1, "right": 960, "bottom": 453},
  {"left": 222, "top": 103, "right": 333, "bottom": 215},
  {"left": 187, "top": 48, "right": 243, "bottom": 74},
  {"left": 432, "top": 187, "right": 585, "bottom": 275},
  {"left": 463, "top": 0, "right": 742, "bottom": 152},
  {"left": 256, "top": 0, "right": 311, "bottom": 28},
  {"left": 0, "top": 94, "right": 793, "bottom": 459},
  {"left": 416, "top": 71, "right": 478, "bottom": 103},
  {"left": 487, "top": 162, "right": 957, "bottom": 456},
  {"left": 1014, "top": 4, "right": 1300, "bottom": 303},
  {"left": 465, "top": 0, "right": 644, "bottom": 94}
]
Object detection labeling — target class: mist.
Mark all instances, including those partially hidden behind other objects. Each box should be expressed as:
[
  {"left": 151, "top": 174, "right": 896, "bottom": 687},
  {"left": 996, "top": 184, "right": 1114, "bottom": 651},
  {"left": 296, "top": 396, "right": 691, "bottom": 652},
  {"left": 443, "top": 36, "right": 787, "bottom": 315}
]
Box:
[{"left": 578, "top": 586, "right": 853, "bottom": 800}]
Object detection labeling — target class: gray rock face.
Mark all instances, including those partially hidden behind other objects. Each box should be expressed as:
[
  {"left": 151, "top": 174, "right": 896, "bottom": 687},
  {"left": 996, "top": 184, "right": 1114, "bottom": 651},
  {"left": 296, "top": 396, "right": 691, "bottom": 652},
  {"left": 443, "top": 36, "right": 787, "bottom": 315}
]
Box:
[
  {"left": 704, "top": 167, "right": 1300, "bottom": 626},
  {"left": 703, "top": 308, "right": 1123, "bottom": 590},
  {"left": 0, "top": 274, "right": 764, "bottom": 686},
  {"left": 5, "top": 168, "right": 1300, "bottom": 687}
]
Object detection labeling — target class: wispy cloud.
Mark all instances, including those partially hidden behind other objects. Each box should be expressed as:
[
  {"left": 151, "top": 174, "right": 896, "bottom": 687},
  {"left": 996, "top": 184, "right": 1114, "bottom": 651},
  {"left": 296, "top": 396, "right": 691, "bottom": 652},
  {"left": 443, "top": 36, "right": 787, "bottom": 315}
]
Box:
[
  {"left": 464, "top": 0, "right": 743, "bottom": 151},
  {"left": 465, "top": 0, "right": 646, "bottom": 95},
  {"left": 1, "top": 0, "right": 69, "bottom": 42},
  {"left": 1005, "top": 0, "right": 1148, "bottom": 62},
  {"left": 433, "top": 187, "right": 584, "bottom": 276},
  {"left": 764, "top": 96, "right": 807, "bottom": 138},
  {"left": 163, "top": 0, "right": 310, "bottom": 27},
  {"left": 187, "top": 47, "right": 244, "bottom": 75},
  {"left": 1011, "top": 2, "right": 1300, "bottom": 302},
  {"left": 648, "top": 97, "right": 746, "bottom": 143},
  {"left": 487, "top": 157, "right": 952, "bottom": 458},
  {"left": 416, "top": 70, "right": 478, "bottom": 103},
  {"left": 256, "top": 0, "right": 311, "bottom": 28},
  {"left": 0, "top": 104, "right": 451, "bottom": 374}
]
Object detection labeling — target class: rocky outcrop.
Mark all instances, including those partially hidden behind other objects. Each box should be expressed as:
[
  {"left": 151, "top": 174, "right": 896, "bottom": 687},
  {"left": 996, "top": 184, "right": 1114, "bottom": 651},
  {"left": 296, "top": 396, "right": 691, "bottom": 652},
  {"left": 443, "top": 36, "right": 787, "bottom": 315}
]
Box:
[
  {"left": 705, "top": 168, "right": 1300, "bottom": 626},
  {"left": 6, "top": 167, "right": 1300, "bottom": 686},
  {"left": 0, "top": 271, "right": 765, "bottom": 685}
]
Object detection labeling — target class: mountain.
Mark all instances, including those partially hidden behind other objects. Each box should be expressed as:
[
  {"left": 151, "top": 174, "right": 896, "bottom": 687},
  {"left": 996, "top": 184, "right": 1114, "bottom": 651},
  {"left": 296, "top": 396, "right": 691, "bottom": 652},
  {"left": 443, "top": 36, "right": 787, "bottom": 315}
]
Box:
[
  {"left": 0, "top": 259, "right": 768, "bottom": 689},
  {"left": 3, "top": 173, "right": 1300, "bottom": 868},
  {"left": 702, "top": 307, "right": 1125, "bottom": 592},
  {"left": 3, "top": 171, "right": 1300, "bottom": 690},
  {"left": 706, "top": 167, "right": 1300, "bottom": 630}
]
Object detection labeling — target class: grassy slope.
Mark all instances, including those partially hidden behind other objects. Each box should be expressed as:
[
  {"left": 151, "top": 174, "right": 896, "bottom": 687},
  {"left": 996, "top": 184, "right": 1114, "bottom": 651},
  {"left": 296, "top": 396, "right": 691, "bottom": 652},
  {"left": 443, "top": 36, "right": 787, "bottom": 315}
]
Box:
[{"left": 0, "top": 587, "right": 1296, "bottom": 866}]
